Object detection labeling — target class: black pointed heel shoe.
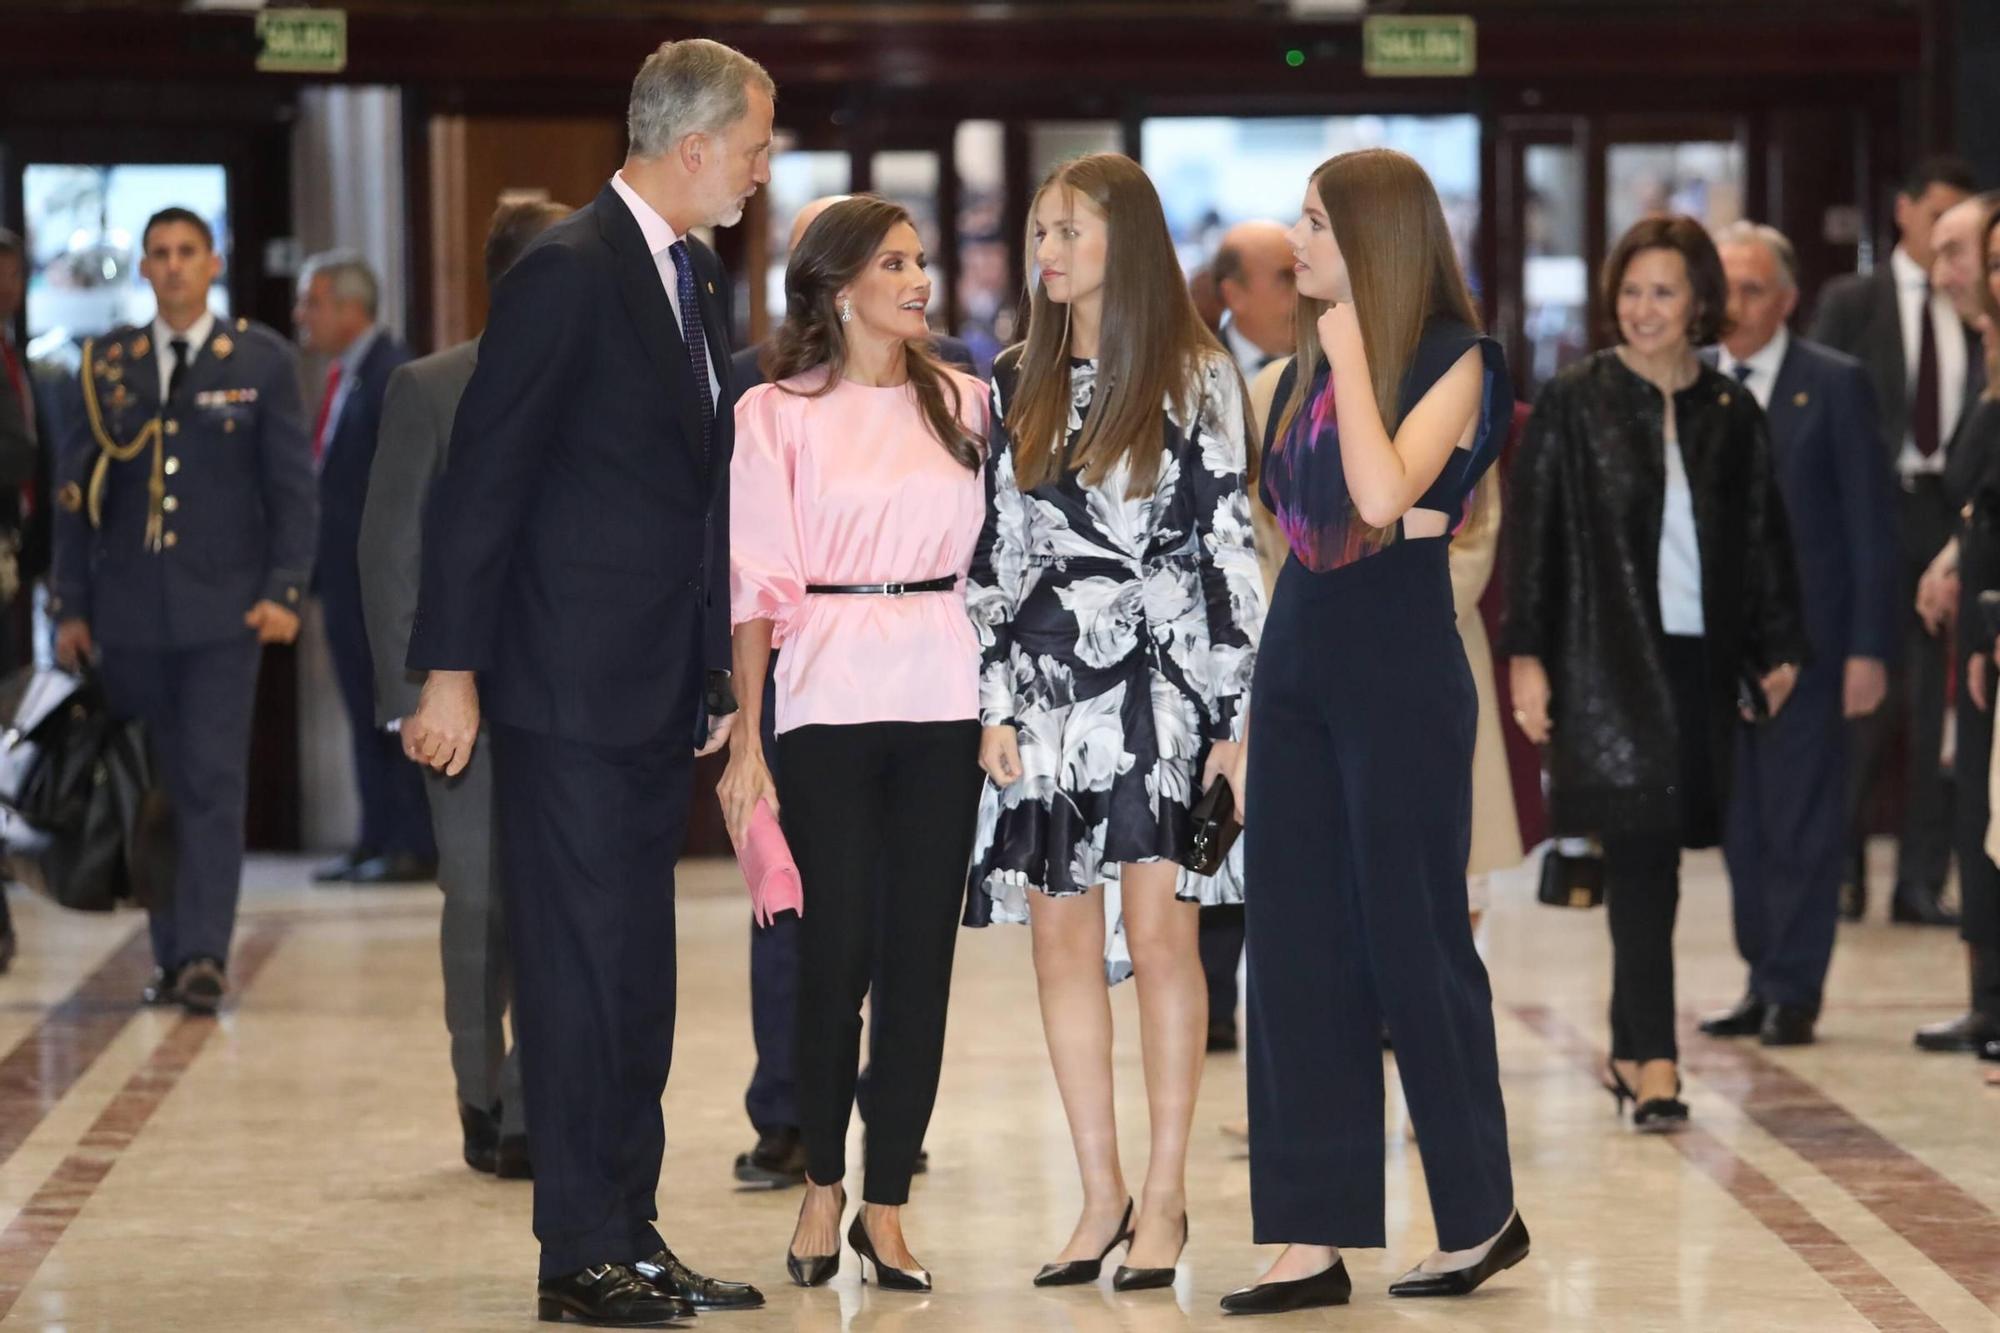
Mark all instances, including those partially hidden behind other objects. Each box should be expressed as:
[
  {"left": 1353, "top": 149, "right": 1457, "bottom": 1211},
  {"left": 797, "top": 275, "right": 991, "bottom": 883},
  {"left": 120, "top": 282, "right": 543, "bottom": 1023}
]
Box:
[
  {"left": 1603, "top": 1058, "right": 1635, "bottom": 1118},
  {"left": 1388, "top": 1211, "right": 1531, "bottom": 1297},
  {"left": 848, "top": 1212, "right": 931, "bottom": 1292},
  {"left": 1111, "top": 1213, "right": 1187, "bottom": 1292},
  {"left": 1632, "top": 1073, "right": 1690, "bottom": 1133},
  {"left": 785, "top": 1184, "right": 845, "bottom": 1288},
  {"left": 1219, "top": 1258, "right": 1352, "bottom": 1315},
  {"left": 1033, "top": 1198, "right": 1135, "bottom": 1287}
]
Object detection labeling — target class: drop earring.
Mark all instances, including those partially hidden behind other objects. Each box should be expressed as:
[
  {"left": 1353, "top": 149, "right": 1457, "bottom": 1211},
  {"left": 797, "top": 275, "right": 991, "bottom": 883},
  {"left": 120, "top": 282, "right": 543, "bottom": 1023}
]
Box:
[{"left": 840, "top": 297, "right": 853, "bottom": 324}]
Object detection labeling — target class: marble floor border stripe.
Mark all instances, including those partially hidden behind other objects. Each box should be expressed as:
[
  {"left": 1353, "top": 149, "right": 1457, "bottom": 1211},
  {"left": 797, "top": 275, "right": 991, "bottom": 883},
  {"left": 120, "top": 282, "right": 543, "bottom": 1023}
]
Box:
[
  {"left": 1511, "top": 1005, "right": 1947, "bottom": 1333},
  {"left": 1682, "top": 1026, "right": 2000, "bottom": 1312},
  {"left": 0, "top": 919, "right": 289, "bottom": 1322},
  {"left": 0, "top": 926, "right": 157, "bottom": 1173}
]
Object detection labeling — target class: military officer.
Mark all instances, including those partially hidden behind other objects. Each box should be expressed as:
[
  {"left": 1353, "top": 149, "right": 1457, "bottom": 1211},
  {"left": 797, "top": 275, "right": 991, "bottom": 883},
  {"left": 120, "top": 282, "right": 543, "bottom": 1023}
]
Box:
[{"left": 51, "top": 205, "right": 317, "bottom": 1014}]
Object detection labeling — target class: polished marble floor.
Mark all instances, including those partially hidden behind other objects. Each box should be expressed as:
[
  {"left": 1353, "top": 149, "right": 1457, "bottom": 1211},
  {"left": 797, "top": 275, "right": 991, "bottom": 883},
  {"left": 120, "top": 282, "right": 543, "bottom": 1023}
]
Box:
[{"left": 0, "top": 844, "right": 1993, "bottom": 1332}]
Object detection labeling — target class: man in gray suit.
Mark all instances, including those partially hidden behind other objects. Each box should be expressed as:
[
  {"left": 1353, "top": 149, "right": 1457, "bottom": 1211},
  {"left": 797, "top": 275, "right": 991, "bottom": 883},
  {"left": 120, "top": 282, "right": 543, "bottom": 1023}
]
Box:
[{"left": 359, "top": 198, "right": 571, "bottom": 1178}]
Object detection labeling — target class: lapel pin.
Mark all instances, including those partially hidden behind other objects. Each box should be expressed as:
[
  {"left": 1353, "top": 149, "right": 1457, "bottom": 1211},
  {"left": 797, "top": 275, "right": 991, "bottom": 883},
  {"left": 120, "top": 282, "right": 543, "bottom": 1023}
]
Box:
[
  {"left": 213, "top": 334, "right": 234, "bottom": 360},
  {"left": 706, "top": 280, "right": 715, "bottom": 295},
  {"left": 132, "top": 335, "right": 150, "bottom": 359},
  {"left": 106, "top": 342, "right": 124, "bottom": 362},
  {"left": 1793, "top": 391, "right": 1809, "bottom": 407}
]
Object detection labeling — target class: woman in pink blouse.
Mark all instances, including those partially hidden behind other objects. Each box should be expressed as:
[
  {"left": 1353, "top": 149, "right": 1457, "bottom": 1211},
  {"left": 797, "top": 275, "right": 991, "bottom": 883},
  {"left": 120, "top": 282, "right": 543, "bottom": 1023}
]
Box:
[{"left": 720, "top": 196, "right": 988, "bottom": 1293}]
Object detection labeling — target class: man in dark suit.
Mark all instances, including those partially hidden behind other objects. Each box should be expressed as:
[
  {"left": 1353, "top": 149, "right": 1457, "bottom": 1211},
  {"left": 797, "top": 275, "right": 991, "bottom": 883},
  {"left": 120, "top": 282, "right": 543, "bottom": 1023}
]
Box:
[
  {"left": 724, "top": 193, "right": 971, "bottom": 1190},
  {"left": 1702, "top": 223, "right": 1900, "bottom": 1047},
  {"left": 1810, "top": 155, "right": 1982, "bottom": 926},
  {"left": 360, "top": 199, "right": 572, "bottom": 1182},
  {"left": 295, "top": 251, "right": 433, "bottom": 886},
  {"left": 402, "top": 38, "right": 772, "bottom": 1327},
  {"left": 51, "top": 207, "right": 317, "bottom": 1013}
]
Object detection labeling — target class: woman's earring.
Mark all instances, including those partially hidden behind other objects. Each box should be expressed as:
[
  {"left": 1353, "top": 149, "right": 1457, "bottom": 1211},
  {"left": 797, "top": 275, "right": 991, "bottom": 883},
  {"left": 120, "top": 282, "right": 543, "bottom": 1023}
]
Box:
[{"left": 839, "top": 297, "right": 853, "bottom": 324}]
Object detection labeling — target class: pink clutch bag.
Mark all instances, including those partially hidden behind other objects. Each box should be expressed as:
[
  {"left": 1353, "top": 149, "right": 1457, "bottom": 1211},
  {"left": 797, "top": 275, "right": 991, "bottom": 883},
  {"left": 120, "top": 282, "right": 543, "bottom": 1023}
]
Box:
[{"left": 736, "top": 799, "right": 802, "bottom": 926}]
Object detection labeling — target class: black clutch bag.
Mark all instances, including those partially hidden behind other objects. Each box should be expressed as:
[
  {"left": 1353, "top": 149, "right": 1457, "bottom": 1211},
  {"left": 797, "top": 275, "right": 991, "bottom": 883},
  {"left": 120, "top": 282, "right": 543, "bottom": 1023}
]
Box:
[
  {"left": 1186, "top": 776, "right": 1242, "bottom": 877},
  {"left": 1536, "top": 840, "right": 1604, "bottom": 909}
]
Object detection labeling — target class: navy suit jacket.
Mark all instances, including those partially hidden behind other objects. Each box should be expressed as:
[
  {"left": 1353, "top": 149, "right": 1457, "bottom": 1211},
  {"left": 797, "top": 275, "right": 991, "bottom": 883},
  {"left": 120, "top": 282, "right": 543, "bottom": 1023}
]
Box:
[
  {"left": 729, "top": 333, "right": 974, "bottom": 398},
  {"left": 407, "top": 183, "right": 735, "bottom": 748},
  {"left": 1756, "top": 335, "right": 1902, "bottom": 673},
  {"left": 316, "top": 330, "right": 410, "bottom": 587}
]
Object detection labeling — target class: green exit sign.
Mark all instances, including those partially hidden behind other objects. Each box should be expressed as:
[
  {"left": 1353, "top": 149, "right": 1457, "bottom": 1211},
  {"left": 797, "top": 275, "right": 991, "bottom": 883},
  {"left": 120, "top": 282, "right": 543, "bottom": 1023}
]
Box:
[
  {"left": 257, "top": 9, "right": 348, "bottom": 75},
  {"left": 1363, "top": 15, "right": 1476, "bottom": 78}
]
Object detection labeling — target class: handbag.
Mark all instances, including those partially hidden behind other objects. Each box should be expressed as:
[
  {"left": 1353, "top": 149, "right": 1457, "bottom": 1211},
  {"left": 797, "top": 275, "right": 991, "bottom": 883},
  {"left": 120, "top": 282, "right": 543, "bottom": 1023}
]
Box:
[
  {"left": 1185, "top": 775, "right": 1242, "bottom": 877},
  {"left": 734, "top": 798, "right": 802, "bottom": 927},
  {"left": 1536, "top": 837, "right": 1604, "bottom": 909}
]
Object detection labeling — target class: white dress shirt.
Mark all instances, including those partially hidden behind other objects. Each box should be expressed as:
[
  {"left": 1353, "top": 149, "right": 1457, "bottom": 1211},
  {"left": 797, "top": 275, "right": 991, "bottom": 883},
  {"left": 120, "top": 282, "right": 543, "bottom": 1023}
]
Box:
[
  {"left": 1890, "top": 245, "right": 1968, "bottom": 476},
  {"left": 1717, "top": 327, "right": 1789, "bottom": 411},
  {"left": 609, "top": 171, "right": 721, "bottom": 406},
  {"left": 150, "top": 309, "right": 216, "bottom": 402},
  {"left": 1658, "top": 410, "right": 1705, "bottom": 637},
  {"left": 1221, "top": 318, "right": 1275, "bottom": 382}
]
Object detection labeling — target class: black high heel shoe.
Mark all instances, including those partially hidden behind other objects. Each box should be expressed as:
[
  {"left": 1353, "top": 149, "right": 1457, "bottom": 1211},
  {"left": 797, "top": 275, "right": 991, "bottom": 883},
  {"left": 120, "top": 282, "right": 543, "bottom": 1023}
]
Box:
[
  {"left": 1632, "top": 1072, "right": 1690, "bottom": 1133},
  {"left": 1387, "top": 1211, "right": 1531, "bottom": 1297},
  {"left": 1219, "top": 1257, "right": 1351, "bottom": 1316},
  {"left": 786, "top": 1183, "right": 845, "bottom": 1288},
  {"left": 1111, "top": 1213, "right": 1187, "bottom": 1292},
  {"left": 848, "top": 1212, "right": 931, "bottom": 1292},
  {"left": 1603, "top": 1058, "right": 1636, "bottom": 1117},
  {"left": 1033, "top": 1199, "right": 1135, "bottom": 1287}
]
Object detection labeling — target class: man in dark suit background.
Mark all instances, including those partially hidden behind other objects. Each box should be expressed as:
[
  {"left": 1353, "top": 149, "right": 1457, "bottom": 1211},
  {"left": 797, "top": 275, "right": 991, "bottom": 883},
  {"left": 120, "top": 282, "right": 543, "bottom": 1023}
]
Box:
[
  {"left": 296, "top": 251, "right": 434, "bottom": 886},
  {"left": 1702, "top": 222, "right": 1900, "bottom": 1047},
  {"left": 1811, "top": 155, "right": 1982, "bottom": 926},
  {"left": 402, "top": 38, "right": 772, "bottom": 1327},
  {"left": 724, "top": 192, "right": 971, "bottom": 1190},
  {"left": 359, "top": 198, "right": 572, "bottom": 1183}
]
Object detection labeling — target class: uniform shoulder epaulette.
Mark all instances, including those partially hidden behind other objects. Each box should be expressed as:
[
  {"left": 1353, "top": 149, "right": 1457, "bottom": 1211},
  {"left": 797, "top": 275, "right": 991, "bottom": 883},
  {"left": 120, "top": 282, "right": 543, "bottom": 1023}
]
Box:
[{"left": 228, "top": 317, "right": 291, "bottom": 355}]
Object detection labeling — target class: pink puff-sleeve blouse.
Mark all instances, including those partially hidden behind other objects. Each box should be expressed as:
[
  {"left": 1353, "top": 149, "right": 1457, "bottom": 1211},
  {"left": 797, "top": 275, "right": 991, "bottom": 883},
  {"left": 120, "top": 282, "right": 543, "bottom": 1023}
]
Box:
[{"left": 731, "top": 367, "right": 990, "bottom": 734}]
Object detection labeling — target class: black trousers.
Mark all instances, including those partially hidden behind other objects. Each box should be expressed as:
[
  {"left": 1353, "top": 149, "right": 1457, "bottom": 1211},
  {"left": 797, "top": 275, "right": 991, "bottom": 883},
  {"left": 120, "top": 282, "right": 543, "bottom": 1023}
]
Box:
[
  {"left": 1604, "top": 634, "right": 1717, "bottom": 1063},
  {"left": 1244, "top": 544, "right": 1513, "bottom": 1251},
  {"left": 775, "top": 720, "right": 981, "bottom": 1205},
  {"left": 491, "top": 722, "right": 689, "bottom": 1278},
  {"left": 1198, "top": 905, "right": 1246, "bottom": 1027},
  {"left": 99, "top": 634, "right": 263, "bottom": 970},
  {"left": 1848, "top": 480, "right": 1954, "bottom": 896},
  {"left": 1950, "top": 680, "right": 2000, "bottom": 1022},
  {"left": 320, "top": 557, "right": 436, "bottom": 861}
]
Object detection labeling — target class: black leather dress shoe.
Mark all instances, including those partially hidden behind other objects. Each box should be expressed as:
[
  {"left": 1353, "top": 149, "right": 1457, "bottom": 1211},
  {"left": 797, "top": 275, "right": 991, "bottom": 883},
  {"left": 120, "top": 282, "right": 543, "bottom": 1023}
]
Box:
[
  {"left": 345, "top": 853, "right": 438, "bottom": 886},
  {"left": 1914, "top": 1011, "right": 2000, "bottom": 1052},
  {"left": 1890, "top": 883, "right": 1960, "bottom": 927},
  {"left": 497, "top": 1133, "right": 533, "bottom": 1179},
  {"left": 536, "top": 1264, "right": 687, "bottom": 1327},
  {"left": 1978, "top": 1037, "right": 2000, "bottom": 1063},
  {"left": 1206, "top": 1017, "right": 1238, "bottom": 1053},
  {"left": 1388, "top": 1212, "right": 1530, "bottom": 1297},
  {"left": 635, "top": 1248, "right": 765, "bottom": 1311},
  {"left": 177, "top": 958, "right": 226, "bottom": 1015},
  {"left": 1698, "top": 992, "right": 1765, "bottom": 1038},
  {"left": 1220, "top": 1259, "right": 1351, "bottom": 1315},
  {"left": 460, "top": 1102, "right": 500, "bottom": 1174},
  {"left": 734, "top": 1127, "right": 806, "bottom": 1188},
  {"left": 140, "top": 967, "right": 180, "bottom": 1006},
  {"left": 1759, "top": 1004, "right": 1817, "bottom": 1047},
  {"left": 313, "top": 847, "right": 377, "bottom": 883}
]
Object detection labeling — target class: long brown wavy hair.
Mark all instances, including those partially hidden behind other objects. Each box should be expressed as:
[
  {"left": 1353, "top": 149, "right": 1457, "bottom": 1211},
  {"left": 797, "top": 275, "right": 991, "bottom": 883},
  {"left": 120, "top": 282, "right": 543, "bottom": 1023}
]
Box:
[
  {"left": 1274, "top": 148, "right": 1483, "bottom": 543},
  {"left": 763, "top": 194, "right": 983, "bottom": 470},
  {"left": 1005, "top": 153, "right": 1228, "bottom": 496}
]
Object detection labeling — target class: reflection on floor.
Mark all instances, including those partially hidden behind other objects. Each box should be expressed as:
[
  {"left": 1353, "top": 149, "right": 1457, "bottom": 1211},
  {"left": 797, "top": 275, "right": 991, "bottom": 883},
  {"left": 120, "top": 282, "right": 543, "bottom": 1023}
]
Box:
[{"left": 0, "top": 845, "right": 1993, "bottom": 1331}]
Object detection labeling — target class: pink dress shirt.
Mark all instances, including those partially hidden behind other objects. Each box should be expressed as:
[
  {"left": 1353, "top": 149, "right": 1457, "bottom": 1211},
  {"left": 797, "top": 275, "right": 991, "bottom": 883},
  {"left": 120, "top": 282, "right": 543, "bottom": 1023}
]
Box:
[{"left": 732, "top": 367, "right": 989, "bottom": 733}]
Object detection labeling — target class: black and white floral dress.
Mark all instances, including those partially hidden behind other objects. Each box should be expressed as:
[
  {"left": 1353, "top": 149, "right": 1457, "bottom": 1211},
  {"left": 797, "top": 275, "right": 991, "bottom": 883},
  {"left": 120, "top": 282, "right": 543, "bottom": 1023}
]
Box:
[{"left": 964, "top": 346, "right": 1266, "bottom": 983}]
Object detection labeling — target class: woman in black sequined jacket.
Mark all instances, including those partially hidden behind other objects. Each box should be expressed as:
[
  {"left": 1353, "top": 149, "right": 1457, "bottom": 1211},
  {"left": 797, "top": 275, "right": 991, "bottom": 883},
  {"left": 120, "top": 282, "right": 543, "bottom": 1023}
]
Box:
[{"left": 1500, "top": 215, "right": 1808, "bottom": 1131}]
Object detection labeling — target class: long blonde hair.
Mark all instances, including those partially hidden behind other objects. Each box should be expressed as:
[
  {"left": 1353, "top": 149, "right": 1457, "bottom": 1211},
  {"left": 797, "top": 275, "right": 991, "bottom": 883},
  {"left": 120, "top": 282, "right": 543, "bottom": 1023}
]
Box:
[
  {"left": 1274, "top": 149, "right": 1482, "bottom": 539},
  {"left": 1005, "top": 153, "right": 1228, "bottom": 496}
]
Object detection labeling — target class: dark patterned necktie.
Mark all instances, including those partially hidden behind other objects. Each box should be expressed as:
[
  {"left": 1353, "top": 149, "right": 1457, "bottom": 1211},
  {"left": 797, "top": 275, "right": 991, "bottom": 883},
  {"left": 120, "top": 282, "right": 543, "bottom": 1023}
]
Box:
[
  {"left": 667, "top": 239, "right": 715, "bottom": 464},
  {"left": 1732, "top": 363, "right": 1753, "bottom": 385},
  {"left": 168, "top": 337, "right": 191, "bottom": 402}
]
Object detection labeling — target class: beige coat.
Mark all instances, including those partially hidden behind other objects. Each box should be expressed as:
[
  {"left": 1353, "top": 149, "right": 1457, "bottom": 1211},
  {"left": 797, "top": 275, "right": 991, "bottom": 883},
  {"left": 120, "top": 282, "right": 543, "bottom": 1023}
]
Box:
[{"left": 1247, "top": 361, "right": 1521, "bottom": 877}]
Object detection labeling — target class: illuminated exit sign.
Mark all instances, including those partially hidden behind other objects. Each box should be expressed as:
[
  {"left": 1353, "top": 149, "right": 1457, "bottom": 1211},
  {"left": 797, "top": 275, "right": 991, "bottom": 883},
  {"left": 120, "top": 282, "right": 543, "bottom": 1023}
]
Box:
[
  {"left": 1363, "top": 15, "right": 1476, "bottom": 78},
  {"left": 257, "top": 9, "right": 348, "bottom": 75}
]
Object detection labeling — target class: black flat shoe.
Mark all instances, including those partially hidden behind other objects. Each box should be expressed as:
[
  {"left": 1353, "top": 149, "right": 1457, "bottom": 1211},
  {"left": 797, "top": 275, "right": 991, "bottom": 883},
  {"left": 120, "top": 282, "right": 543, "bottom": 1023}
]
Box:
[
  {"left": 1632, "top": 1074, "right": 1690, "bottom": 1133},
  {"left": 177, "top": 957, "right": 226, "bottom": 1015},
  {"left": 1033, "top": 1198, "right": 1134, "bottom": 1286},
  {"left": 496, "top": 1133, "right": 533, "bottom": 1180},
  {"left": 536, "top": 1264, "right": 688, "bottom": 1327},
  {"left": 1890, "top": 883, "right": 1959, "bottom": 927},
  {"left": 734, "top": 1127, "right": 806, "bottom": 1188},
  {"left": 1388, "top": 1211, "right": 1530, "bottom": 1297},
  {"left": 140, "top": 967, "right": 180, "bottom": 1007},
  {"left": 460, "top": 1101, "right": 500, "bottom": 1174},
  {"left": 849, "top": 1212, "right": 931, "bottom": 1291},
  {"left": 1759, "top": 1004, "right": 1817, "bottom": 1047},
  {"left": 1111, "top": 1213, "right": 1187, "bottom": 1291},
  {"left": 635, "top": 1247, "right": 764, "bottom": 1311},
  {"left": 1219, "top": 1258, "right": 1351, "bottom": 1315},
  {"left": 1206, "top": 1018, "right": 1238, "bottom": 1053},
  {"left": 1698, "top": 992, "right": 1765, "bottom": 1038},
  {"left": 1914, "top": 1011, "right": 1999, "bottom": 1053},
  {"left": 786, "top": 1184, "right": 844, "bottom": 1288}
]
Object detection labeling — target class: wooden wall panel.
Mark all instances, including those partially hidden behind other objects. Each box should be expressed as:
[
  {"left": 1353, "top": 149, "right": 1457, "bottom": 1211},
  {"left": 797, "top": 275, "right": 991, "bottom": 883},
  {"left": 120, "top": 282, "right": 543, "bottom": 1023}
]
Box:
[{"left": 424, "top": 114, "right": 624, "bottom": 350}]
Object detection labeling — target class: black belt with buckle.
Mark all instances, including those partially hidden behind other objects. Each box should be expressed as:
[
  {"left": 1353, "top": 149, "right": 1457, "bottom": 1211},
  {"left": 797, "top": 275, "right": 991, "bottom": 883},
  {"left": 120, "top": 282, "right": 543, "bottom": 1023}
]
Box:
[{"left": 805, "top": 575, "right": 957, "bottom": 596}]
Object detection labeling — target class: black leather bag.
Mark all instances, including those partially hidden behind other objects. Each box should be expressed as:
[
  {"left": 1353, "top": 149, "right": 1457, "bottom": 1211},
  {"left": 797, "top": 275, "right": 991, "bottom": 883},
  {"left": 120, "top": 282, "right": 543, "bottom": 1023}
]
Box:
[
  {"left": 1186, "top": 775, "right": 1242, "bottom": 877},
  {"left": 0, "top": 663, "right": 172, "bottom": 913},
  {"left": 1536, "top": 839, "right": 1604, "bottom": 909}
]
